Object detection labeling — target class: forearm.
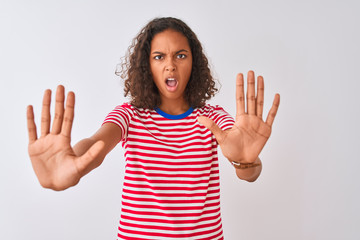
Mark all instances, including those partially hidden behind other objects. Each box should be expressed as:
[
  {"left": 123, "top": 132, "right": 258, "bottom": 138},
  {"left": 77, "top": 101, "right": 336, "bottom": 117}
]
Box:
[
  {"left": 234, "top": 158, "right": 262, "bottom": 182},
  {"left": 72, "top": 123, "right": 122, "bottom": 177},
  {"left": 73, "top": 138, "right": 97, "bottom": 156},
  {"left": 72, "top": 138, "right": 107, "bottom": 177}
]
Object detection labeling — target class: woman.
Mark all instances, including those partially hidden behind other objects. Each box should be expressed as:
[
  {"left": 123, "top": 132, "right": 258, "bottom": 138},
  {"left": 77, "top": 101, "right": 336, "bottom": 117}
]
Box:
[{"left": 27, "top": 17, "right": 280, "bottom": 240}]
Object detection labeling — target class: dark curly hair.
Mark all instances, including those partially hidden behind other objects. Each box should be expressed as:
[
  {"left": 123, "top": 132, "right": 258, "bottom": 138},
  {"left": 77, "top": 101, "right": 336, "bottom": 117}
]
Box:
[{"left": 119, "top": 17, "right": 218, "bottom": 109}]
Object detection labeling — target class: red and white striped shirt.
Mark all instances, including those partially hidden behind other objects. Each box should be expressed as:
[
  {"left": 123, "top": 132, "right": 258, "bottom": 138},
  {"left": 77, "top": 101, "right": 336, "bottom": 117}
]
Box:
[{"left": 104, "top": 103, "right": 234, "bottom": 240}]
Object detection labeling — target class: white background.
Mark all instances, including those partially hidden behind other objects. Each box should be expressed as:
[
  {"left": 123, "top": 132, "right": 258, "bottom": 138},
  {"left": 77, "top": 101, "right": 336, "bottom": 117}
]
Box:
[{"left": 1, "top": 0, "right": 359, "bottom": 239}]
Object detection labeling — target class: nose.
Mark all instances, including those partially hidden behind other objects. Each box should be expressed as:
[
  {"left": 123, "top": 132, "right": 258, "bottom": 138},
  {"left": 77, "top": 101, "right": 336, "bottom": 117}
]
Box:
[{"left": 165, "top": 59, "right": 176, "bottom": 72}]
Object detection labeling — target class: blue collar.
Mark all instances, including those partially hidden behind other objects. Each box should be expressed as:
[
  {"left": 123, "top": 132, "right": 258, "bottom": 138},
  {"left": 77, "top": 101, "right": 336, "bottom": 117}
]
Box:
[{"left": 155, "top": 107, "right": 194, "bottom": 120}]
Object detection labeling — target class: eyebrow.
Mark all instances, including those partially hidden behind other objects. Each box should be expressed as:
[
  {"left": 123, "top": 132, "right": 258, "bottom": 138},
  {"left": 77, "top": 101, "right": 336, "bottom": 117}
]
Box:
[{"left": 151, "top": 49, "right": 189, "bottom": 55}]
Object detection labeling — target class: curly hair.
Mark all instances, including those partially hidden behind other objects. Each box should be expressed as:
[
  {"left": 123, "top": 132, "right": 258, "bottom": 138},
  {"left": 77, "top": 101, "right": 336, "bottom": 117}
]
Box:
[{"left": 119, "top": 17, "right": 218, "bottom": 109}]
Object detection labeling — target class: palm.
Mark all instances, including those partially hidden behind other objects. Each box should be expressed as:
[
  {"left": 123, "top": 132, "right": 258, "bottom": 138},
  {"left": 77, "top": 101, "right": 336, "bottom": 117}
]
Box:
[
  {"left": 199, "top": 71, "right": 280, "bottom": 164},
  {"left": 28, "top": 133, "right": 80, "bottom": 189},
  {"left": 220, "top": 114, "right": 271, "bottom": 163},
  {"left": 27, "top": 86, "right": 82, "bottom": 190}
]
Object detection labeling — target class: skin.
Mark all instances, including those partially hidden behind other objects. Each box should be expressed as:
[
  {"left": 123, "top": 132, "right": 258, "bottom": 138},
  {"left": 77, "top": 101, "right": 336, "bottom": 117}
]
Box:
[
  {"left": 26, "top": 30, "right": 280, "bottom": 191},
  {"left": 27, "top": 86, "right": 121, "bottom": 190},
  {"left": 198, "top": 71, "right": 280, "bottom": 181},
  {"left": 149, "top": 29, "right": 193, "bottom": 115}
]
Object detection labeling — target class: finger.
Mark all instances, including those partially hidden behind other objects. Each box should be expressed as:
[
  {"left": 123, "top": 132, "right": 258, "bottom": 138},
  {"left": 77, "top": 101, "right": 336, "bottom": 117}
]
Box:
[
  {"left": 198, "top": 116, "right": 226, "bottom": 144},
  {"left": 76, "top": 140, "right": 105, "bottom": 175},
  {"left": 266, "top": 94, "right": 280, "bottom": 126},
  {"left": 236, "top": 73, "right": 245, "bottom": 115},
  {"left": 60, "top": 91, "right": 75, "bottom": 138},
  {"left": 247, "top": 71, "right": 256, "bottom": 115},
  {"left": 51, "top": 85, "right": 65, "bottom": 134},
  {"left": 256, "top": 76, "right": 264, "bottom": 119},
  {"left": 40, "top": 89, "right": 51, "bottom": 137},
  {"left": 27, "top": 105, "right": 38, "bottom": 143}
]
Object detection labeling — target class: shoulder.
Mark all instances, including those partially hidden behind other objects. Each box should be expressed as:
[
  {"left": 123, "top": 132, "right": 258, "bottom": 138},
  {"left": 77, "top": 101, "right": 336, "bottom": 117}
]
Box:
[
  {"left": 111, "top": 103, "right": 143, "bottom": 115},
  {"left": 104, "top": 103, "right": 137, "bottom": 124},
  {"left": 195, "top": 104, "right": 229, "bottom": 116},
  {"left": 195, "top": 104, "right": 234, "bottom": 130},
  {"left": 113, "top": 102, "right": 134, "bottom": 112},
  {"left": 110, "top": 103, "right": 160, "bottom": 122}
]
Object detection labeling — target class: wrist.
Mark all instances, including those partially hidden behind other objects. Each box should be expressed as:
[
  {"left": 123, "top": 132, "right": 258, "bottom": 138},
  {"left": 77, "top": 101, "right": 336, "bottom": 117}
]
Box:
[
  {"left": 230, "top": 157, "right": 261, "bottom": 169},
  {"left": 234, "top": 158, "right": 262, "bottom": 182}
]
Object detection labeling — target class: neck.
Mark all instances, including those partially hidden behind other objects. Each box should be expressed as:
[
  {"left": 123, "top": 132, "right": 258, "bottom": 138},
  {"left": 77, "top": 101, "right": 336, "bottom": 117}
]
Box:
[{"left": 158, "top": 97, "right": 190, "bottom": 115}]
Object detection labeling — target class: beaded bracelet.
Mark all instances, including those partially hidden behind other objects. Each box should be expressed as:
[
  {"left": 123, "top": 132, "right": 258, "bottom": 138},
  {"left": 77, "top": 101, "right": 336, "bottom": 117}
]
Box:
[{"left": 231, "top": 161, "right": 261, "bottom": 169}]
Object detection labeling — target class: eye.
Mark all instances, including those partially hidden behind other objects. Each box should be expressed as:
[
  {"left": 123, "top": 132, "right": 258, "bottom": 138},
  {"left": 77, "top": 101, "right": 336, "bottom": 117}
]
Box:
[
  {"left": 177, "top": 54, "right": 186, "bottom": 59},
  {"left": 154, "top": 55, "right": 163, "bottom": 60}
]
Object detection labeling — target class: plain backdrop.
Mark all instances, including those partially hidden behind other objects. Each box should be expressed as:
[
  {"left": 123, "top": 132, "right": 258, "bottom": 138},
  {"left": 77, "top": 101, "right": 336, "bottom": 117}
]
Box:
[{"left": 1, "top": 0, "right": 359, "bottom": 239}]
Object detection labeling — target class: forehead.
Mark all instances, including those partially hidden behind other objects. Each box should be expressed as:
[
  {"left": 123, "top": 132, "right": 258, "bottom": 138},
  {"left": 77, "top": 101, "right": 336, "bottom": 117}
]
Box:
[{"left": 150, "top": 29, "right": 190, "bottom": 51}]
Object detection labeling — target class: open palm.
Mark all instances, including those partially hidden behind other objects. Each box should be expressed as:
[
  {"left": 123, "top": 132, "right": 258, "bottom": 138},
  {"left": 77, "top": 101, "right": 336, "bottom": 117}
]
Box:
[
  {"left": 27, "top": 86, "right": 102, "bottom": 190},
  {"left": 198, "top": 71, "right": 280, "bottom": 164}
]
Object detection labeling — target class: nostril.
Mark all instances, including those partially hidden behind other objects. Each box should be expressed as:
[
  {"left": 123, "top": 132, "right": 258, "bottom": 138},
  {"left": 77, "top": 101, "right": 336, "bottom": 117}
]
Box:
[{"left": 166, "top": 66, "right": 176, "bottom": 71}]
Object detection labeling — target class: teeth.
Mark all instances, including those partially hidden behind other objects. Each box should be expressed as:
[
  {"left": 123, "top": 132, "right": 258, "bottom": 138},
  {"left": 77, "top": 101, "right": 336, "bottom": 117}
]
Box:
[{"left": 167, "top": 78, "right": 175, "bottom": 81}]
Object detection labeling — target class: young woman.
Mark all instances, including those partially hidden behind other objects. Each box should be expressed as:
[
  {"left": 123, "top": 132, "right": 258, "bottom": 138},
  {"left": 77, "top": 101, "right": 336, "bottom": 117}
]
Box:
[{"left": 27, "top": 17, "right": 280, "bottom": 240}]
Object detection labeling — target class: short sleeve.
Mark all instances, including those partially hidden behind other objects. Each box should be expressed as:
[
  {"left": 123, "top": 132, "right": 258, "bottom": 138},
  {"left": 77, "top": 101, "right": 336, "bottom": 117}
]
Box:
[
  {"left": 208, "top": 105, "right": 235, "bottom": 131},
  {"left": 103, "top": 103, "right": 134, "bottom": 142}
]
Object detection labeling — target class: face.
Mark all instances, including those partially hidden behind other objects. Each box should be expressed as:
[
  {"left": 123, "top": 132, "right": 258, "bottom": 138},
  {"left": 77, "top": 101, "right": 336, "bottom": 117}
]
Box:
[{"left": 149, "top": 29, "right": 193, "bottom": 105}]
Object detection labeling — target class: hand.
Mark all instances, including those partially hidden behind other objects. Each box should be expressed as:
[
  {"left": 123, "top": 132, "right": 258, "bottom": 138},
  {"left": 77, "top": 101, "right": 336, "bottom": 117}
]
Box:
[
  {"left": 198, "top": 71, "right": 280, "bottom": 164},
  {"left": 27, "top": 85, "right": 103, "bottom": 191}
]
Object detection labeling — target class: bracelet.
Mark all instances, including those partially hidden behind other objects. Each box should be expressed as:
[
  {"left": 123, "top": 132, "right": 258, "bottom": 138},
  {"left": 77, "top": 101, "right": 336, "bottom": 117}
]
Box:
[{"left": 231, "top": 161, "right": 261, "bottom": 169}]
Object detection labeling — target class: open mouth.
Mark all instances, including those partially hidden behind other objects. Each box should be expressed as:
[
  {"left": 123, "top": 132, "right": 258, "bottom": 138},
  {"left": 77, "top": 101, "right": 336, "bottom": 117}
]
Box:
[
  {"left": 166, "top": 78, "right": 177, "bottom": 87},
  {"left": 165, "top": 78, "right": 178, "bottom": 92}
]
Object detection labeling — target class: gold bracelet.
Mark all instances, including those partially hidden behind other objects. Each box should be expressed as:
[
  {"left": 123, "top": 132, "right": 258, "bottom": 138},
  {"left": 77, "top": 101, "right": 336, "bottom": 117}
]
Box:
[{"left": 231, "top": 161, "right": 261, "bottom": 169}]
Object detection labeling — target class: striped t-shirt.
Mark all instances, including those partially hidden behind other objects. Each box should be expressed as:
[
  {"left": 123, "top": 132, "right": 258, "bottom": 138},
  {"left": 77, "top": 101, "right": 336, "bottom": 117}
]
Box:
[{"left": 104, "top": 103, "right": 235, "bottom": 240}]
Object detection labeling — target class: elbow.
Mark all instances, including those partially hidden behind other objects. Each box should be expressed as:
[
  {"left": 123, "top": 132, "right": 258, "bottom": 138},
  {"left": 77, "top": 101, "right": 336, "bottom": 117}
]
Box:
[
  {"left": 40, "top": 182, "right": 67, "bottom": 191},
  {"left": 245, "top": 175, "right": 260, "bottom": 183},
  {"left": 39, "top": 178, "right": 79, "bottom": 191},
  {"left": 235, "top": 165, "right": 262, "bottom": 182},
  {"left": 236, "top": 173, "right": 259, "bottom": 183}
]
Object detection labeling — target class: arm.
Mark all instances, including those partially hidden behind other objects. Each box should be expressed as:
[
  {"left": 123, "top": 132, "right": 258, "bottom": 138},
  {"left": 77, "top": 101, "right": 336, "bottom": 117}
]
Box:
[
  {"left": 235, "top": 157, "right": 262, "bottom": 182},
  {"left": 27, "top": 85, "right": 122, "bottom": 191},
  {"left": 198, "top": 71, "right": 280, "bottom": 182},
  {"left": 72, "top": 123, "right": 122, "bottom": 177}
]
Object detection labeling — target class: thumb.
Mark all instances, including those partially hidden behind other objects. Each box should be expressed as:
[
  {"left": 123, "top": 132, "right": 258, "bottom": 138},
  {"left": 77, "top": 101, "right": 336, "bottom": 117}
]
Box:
[
  {"left": 76, "top": 140, "right": 105, "bottom": 175},
  {"left": 198, "top": 116, "right": 225, "bottom": 144}
]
